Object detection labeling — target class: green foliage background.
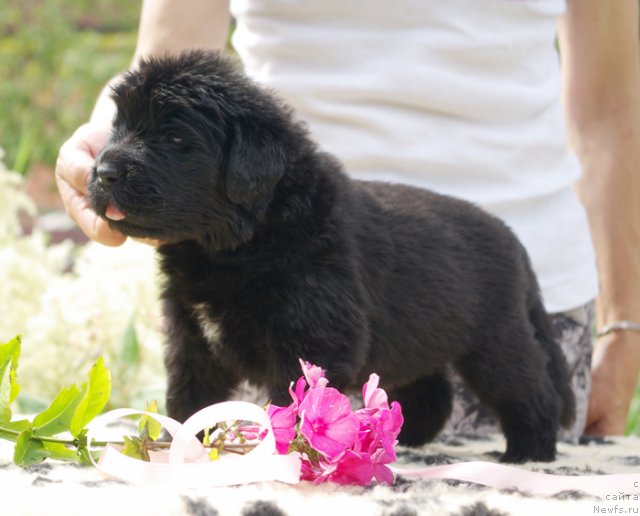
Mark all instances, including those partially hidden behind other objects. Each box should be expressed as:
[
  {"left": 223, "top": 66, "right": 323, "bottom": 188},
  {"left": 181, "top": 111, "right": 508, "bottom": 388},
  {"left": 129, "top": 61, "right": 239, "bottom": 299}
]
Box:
[{"left": 0, "top": 0, "right": 138, "bottom": 174}]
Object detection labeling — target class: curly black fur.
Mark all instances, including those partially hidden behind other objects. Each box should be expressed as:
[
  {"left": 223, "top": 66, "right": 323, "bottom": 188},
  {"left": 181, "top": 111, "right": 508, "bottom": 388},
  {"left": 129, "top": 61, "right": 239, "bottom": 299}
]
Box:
[{"left": 89, "top": 50, "right": 575, "bottom": 463}]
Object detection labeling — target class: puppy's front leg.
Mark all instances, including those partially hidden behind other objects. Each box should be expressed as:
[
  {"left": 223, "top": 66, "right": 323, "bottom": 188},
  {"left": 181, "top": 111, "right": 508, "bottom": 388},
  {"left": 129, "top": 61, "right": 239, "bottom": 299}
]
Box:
[{"left": 163, "top": 299, "right": 239, "bottom": 422}]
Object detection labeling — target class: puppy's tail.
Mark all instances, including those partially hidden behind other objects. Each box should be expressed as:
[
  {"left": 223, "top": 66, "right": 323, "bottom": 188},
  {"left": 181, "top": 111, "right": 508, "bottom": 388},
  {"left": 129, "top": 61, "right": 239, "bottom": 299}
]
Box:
[{"left": 528, "top": 295, "right": 576, "bottom": 428}]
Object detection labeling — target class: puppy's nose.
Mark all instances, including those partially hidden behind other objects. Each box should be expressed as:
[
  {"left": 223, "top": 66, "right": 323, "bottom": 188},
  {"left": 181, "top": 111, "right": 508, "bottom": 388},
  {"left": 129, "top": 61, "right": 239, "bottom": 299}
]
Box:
[{"left": 96, "top": 163, "right": 123, "bottom": 184}]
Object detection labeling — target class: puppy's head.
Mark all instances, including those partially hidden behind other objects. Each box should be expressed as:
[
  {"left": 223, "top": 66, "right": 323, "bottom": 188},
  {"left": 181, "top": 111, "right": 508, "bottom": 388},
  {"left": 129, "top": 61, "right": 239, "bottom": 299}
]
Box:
[{"left": 89, "top": 50, "right": 291, "bottom": 250}]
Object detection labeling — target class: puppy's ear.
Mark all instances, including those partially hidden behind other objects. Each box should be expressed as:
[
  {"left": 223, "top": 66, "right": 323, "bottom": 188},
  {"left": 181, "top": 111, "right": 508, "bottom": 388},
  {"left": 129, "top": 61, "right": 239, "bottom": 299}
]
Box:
[{"left": 225, "top": 122, "right": 286, "bottom": 211}]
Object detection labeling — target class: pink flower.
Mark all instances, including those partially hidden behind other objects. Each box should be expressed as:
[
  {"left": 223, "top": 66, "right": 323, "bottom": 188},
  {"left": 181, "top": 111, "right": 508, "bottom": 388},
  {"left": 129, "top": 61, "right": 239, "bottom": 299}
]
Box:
[
  {"left": 319, "top": 450, "right": 375, "bottom": 485},
  {"left": 265, "top": 359, "right": 404, "bottom": 486},
  {"left": 288, "top": 360, "right": 329, "bottom": 408},
  {"left": 378, "top": 401, "right": 404, "bottom": 457},
  {"left": 311, "top": 449, "right": 395, "bottom": 486},
  {"left": 300, "top": 457, "right": 323, "bottom": 482},
  {"left": 356, "top": 374, "right": 404, "bottom": 461},
  {"left": 299, "top": 387, "right": 359, "bottom": 462},
  {"left": 370, "top": 448, "right": 396, "bottom": 485},
  {"left": 356, "top": 403, "right": 403, "bottom": 458},
  {"left": 266, "top": 403, "right": 297, "bottom": 454},
  {"left": 299, "top": 359, "right": 329, "bottom": 389},
  {"left": 289, "top": 376, "right": 308, "bottom": 407},
  {"left": 362, "top": 373, "right": 389, "bottom": 410},
  {"left": 237, "top": 424, "right": 267, "bottom": 441}
]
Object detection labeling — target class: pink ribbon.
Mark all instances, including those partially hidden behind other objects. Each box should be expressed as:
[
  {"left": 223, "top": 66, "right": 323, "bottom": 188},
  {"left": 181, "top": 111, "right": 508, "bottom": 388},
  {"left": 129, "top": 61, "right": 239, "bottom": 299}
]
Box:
[
  {"left": 87, "top": 401, "right": 300, "bottom": 487},
  {"left": 88, "top": 401, "right": 640, "bottom": 496},
  {"left": 390, "top": 462, "right": 640, "bottom": 498}
]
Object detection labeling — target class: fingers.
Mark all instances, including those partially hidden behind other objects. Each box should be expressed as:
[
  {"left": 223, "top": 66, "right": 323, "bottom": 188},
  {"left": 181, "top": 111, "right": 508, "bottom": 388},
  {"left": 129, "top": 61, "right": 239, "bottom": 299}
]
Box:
[
  {"left": 55, "top": 123, "right": 127, "bottom": 246},
  {"left": 56, "top": 123, "right": 111, "bottom": 190},
  {"left": 56, "top": 170, "right": 127, "bottom": 247}
]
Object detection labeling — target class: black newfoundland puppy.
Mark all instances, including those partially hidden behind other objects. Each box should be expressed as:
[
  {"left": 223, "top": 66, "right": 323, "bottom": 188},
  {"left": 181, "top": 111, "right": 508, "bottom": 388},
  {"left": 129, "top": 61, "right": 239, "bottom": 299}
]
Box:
[{"left": 89, "top": 50, "right": 575, "bottom": 463}]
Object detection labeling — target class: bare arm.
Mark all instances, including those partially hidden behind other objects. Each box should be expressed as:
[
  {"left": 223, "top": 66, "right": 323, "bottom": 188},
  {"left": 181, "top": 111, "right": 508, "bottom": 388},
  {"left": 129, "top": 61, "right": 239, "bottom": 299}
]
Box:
[
  {"left": 56, "top": 0, "right": 231, "bottom": 245},
  {"left": 558, "top": 0, "right": 640, "bottom": 435},
  {"left": 134, "top": 0, "right": 230, "bottom": 62}
]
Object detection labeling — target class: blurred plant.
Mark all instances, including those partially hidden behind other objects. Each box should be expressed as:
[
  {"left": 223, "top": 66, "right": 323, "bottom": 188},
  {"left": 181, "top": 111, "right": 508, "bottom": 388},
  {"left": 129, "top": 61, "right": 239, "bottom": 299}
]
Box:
[
  {"left": 0, "top": 148, "right": 166, "bottom": 411},
  {"left": 0, "top": 0, "right": 138, "bottom": 174},
  {"left": 0, "top": 1, "right": 237, "bottom": 176}
]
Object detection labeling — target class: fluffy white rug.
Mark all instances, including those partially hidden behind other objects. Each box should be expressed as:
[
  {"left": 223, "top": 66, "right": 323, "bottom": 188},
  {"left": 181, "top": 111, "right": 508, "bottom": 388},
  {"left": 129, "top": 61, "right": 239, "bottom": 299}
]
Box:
[{"left": 2, "top": 433, "right": 639, "bottom": 515}]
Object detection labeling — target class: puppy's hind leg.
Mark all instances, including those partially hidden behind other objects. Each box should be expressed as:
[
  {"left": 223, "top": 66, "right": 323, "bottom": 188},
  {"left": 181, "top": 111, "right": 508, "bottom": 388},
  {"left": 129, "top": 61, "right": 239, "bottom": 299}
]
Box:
[
  {"left": 455, "top": 328, "right": 562, "bottom": 463},
  {"left": 391, "top": 373, "right": 453, "bottom": 446}
]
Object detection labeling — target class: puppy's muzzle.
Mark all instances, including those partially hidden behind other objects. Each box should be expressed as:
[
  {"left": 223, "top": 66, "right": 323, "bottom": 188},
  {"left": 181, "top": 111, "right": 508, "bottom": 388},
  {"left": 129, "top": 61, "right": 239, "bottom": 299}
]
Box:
[{"left": 96, "top": 162, "right": 124, "bottom": 185}]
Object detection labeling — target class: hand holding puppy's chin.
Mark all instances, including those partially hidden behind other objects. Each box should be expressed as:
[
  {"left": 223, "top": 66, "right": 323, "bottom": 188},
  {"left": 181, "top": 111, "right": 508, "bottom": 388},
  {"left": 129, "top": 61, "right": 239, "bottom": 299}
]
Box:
[{"left": 89, "top": 215, "right": 128, "bottom": 247}]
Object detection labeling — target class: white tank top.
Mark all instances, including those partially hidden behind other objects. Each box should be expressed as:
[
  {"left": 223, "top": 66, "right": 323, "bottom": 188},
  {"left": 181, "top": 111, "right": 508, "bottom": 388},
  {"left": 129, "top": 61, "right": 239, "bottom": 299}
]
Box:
[{"left": 230, "top": 0, "right": 598, "bottom": 313}]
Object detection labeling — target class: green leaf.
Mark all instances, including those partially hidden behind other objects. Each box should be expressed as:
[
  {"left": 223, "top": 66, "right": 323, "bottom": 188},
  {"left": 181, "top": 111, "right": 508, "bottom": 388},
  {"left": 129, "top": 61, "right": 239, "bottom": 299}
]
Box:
[
  {"left": 0, "top": 366, "right": 13, "bottom": 425},
  {"left": 69, "top": 357, "right": 111, "bottom": 438},
  {"left": 0, "top": 336, "right": 21, "bottom": 424},
  {"left": 33, "top": 385, "right": 83, "bottom": 437},
  {"left": 14, "top": 430, "right": 51, "bottom": 466},
  {"left": 138, "top": 400, "right": 161, "bottom": 441},
  {"left": 42, "top": 442, "right": 80, "bottom": 463},
  {"left": 76, "top": 446, "right": 95, "bottom": 466},
  {"left": 0, "top": 422, "right": 26, "bottom": 443},
  {"left": 10, "top": 368, "right": 20, "bottom": 404},
  {"left": 4, "top": 419, "right": 32, "bottom": 433},
  {"left": 203, "top": 426, "right": 212, "bottom": 447},
  {"left": 0, "top": 336, "right": 21, "bottom": 374},
  {"left": 122, "top": 435, "right": 149, "bottom": 462},
  {"left": 75, "top": 428, "right": 99, "bottom": 466}
]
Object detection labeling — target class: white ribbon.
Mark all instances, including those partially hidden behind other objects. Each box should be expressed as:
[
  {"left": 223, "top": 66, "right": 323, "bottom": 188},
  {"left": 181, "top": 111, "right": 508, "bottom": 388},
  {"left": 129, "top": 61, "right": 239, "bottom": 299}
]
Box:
[
  {"left": 390, "top": 461, "right": 640, "bottom": 498},
  {"left": 87, "top": 401, "right": 301, "bottom": 487}
]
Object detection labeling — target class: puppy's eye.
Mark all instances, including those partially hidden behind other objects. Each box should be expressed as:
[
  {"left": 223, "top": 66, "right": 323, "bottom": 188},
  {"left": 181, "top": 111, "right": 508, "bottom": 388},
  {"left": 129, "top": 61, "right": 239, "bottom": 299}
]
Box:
[{"left": 166, "top": 132, "right": 183, "bottom": 145}]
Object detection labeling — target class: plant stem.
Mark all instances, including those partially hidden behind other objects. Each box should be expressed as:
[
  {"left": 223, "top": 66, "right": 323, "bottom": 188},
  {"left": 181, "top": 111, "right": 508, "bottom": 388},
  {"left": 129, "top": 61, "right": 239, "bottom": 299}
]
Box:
[
  {"left": 0, "top": 427, "right": 19, "bottom": 441},
  {"left": 0, "top": 426, "right": 116, "bottom": 448},
  {"left": 1, "top": 425, "right": 258, "bottom": 455}
]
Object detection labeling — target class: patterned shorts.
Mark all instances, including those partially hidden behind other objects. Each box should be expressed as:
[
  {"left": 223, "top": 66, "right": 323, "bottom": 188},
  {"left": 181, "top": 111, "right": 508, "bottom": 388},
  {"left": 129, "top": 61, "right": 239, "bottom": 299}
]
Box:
[{"left": 444, "top": 301, "right": 595, "bottom": 442}]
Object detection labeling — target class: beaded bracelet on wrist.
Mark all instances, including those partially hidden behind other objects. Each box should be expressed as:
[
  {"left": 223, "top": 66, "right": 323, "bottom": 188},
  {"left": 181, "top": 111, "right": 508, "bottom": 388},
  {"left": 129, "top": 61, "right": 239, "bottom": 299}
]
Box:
[{"left": 595, "top": 320, "right": 640, "bottom": 339}]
